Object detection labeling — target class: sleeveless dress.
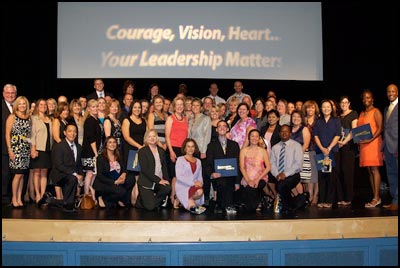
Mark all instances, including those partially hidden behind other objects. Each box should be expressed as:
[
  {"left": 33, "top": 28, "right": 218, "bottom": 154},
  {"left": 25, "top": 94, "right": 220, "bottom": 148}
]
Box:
[
  {"left": 241, "top": 155, "right": 268, "bottom": 186},
  {"left": 9, "top": 115, "right": 31, "bottom": 173},
  {"left": 291, "top": 125, "right": 312, "bottom": 182},
  {"left": 123, "top": 117, "right": 147, "bottom": 172},
  {"left": 357, "top": 108, "right": 383, "bottom": 167}
]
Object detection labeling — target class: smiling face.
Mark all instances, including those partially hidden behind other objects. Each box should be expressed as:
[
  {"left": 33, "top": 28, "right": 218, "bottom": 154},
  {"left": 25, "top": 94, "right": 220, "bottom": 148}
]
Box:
[
  {"left": 184, "top": 140, "right": 196, "bottom": 156},
  {"left": 64, "top": 124, "right": 77, "bottom": 143},
  {"left": 3, "top": 85, "right": 17, "bottom": 103},
  {"left": 248, "top": 130, "right": 261, "bottom": 146},
  {"left": 362, "top": 91, "right": 374, "bottom": 108},
  {"left": 387, "top": 84, "right": 398, "bottom": 102},
  {"left": 279, "top": 125, "right": 291, "bottom": 142}
]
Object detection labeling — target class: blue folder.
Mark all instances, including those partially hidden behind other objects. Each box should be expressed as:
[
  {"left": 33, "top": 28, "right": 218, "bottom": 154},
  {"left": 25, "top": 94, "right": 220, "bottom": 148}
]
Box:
[
  {"left": 214, "top": 158, "right": 238, "bottom": 177},
  {"left": 105, "top": 170, "right": 120, "bottom": 180},
  {"left": 127, "top": 150, "right": 141, "bottom": 172},
  {"left": 352, "top": 123, "right": 373, "bottom": 143}
]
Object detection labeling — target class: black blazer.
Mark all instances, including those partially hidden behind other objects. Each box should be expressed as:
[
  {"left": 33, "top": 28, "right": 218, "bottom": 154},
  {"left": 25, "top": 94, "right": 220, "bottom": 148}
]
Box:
[
  {"left": 2, "top": 99, "right": 12, "bottom": 155},
  {"left": 205, "top": 138, "right": 241, "bottom": 184},
  {"left": 49, "top": 139, "right": 83, "bottom": 183},
  {"left": 260, "top": 124, "right": 281, "bottom": 150},
  {"left": 94, "top": 154, "right": 127, "bottom": 187},
  {"left": 86, "top": 91, "right": 114, "bottom": 101},
  {"left": 138, "top": 145, "right": 169, "bottom": 188}
]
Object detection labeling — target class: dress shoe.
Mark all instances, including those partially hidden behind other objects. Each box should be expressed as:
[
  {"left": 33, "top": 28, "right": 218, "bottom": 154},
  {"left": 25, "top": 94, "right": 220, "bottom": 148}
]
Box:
[
  {"left": 63, "top": 204, "right": 77, "bottom": 212},
  {"left": 37, "top": 195, "right": 48, "bottom": 208},
  {"left": 383, "top": 203, "right": 398, "bottom": 211},
  {"left": 63, "top": 207, "right": 77, "bottom": 213},
  {"left": 214, "top": 205, "right": 223, "bottom": 214},
  {"left": 9, "top": 203, "right": 23, "bottom": 209}
]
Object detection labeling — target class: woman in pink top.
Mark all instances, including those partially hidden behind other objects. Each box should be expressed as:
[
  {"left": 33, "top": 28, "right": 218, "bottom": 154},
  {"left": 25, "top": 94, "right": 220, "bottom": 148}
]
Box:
[{"left": 229, "top": 102, "right": 257, "bottom": 148}]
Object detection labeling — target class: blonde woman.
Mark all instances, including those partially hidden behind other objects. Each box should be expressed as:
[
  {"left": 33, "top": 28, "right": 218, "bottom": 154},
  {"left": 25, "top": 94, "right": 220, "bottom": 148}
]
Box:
[
  {"left": 81, "top": 99, "right": 104, "bottom": 200},
  {"left": 5, "top": 96, "right": 31, "bottom": 207}
]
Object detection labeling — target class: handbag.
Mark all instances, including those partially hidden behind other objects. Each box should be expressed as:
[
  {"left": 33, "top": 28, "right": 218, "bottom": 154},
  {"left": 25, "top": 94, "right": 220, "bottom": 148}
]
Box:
[{"left": 79, "top": 194, "right": 96, "bottom": 209}]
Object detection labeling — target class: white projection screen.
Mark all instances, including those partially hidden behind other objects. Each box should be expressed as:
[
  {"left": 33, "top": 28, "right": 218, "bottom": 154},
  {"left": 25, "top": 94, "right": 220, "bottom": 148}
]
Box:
[{"left": 57, "top": 2, "right": 323, "bottom": 80}]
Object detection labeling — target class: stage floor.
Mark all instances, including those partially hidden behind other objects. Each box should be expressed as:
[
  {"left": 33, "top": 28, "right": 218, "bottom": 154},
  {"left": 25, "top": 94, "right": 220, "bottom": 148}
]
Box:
[
  {"left": 1, "top": 196, "right": 398, "bottom": 222},
  {"left": 2, "top": 188, "right": 398, "bottom": 243}
]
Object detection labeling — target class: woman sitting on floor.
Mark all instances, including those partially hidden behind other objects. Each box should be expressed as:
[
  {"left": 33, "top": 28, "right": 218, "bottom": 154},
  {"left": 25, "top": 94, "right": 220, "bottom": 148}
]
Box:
[
  {"left": 93, "top": 136, "right": 134, "bottom": 208},
  {"left": 136, "top": 129, "right": 171, "bottom": 210},
  {"left": 174, "top": 138, "right": 206, "bottom": 214}
]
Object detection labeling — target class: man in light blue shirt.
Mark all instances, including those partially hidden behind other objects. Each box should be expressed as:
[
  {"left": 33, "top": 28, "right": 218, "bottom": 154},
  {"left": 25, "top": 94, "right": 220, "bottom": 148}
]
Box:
[{"left": 270, "top": 124, "right": 303, "bottom": 212}]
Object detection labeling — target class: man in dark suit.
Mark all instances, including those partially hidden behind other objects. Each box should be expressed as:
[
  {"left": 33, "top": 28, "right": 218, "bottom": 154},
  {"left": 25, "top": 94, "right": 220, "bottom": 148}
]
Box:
[
  {"left": 42, "top": 124, "right": 83, "bottom": 211},
  {"left": 205, "top": 120, "right": 240, "bottom": 214},
  {"left": 2, "top": 84, "right": 17, "bottom": 204},
  {"left": 382, "top": 84, "right": 398, "bottom": 211},
  {"left": 86, "top": 79, "right": 114, "bottom": 101}
]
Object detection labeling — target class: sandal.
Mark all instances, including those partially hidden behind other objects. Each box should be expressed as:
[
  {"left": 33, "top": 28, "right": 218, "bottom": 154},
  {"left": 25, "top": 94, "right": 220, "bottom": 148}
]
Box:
[
  {"left": 365, "top": 198, "right": 381, "bottom": 208},
  {"left": 189, "top": 206, "right": 206, "bottom": 215}
]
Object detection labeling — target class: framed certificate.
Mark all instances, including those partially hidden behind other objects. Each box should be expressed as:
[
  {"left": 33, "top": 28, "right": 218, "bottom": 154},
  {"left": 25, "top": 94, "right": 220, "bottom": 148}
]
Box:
[
  {"left": 214, "top": 158, "right": 238, "bottom": 177},
  {"left": 341, "top": 127, "right": 350, "bottom": 142},
  {"left": 127, "top": 150, "right": 141, "bottom": 172},
  {"left": 352, "top": 123, "right": 373, "bottom": 143}
]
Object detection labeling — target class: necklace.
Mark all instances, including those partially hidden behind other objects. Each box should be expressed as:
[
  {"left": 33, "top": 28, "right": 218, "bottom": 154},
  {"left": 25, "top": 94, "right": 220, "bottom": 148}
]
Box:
[{"left": 174, "top": 112, "right": 183, "bottom": 121}]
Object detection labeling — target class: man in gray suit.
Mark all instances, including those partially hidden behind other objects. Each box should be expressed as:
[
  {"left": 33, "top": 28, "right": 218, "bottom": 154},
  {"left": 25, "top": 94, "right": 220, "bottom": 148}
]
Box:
[{"left": 382, "top": 84, "right": 398, "bottom": 211}]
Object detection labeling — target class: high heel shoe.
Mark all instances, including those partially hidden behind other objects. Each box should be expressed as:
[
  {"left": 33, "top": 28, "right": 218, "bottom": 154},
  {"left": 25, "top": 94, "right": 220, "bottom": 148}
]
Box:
[
  {"left": 98, "top": 196, "right": 106, "bottom": 208},
  {"left": 9, "top": 203, "right": 22, "bottom": 209},
  {"left": 172, "top": 195, "right": 180, "bottom": 209}
]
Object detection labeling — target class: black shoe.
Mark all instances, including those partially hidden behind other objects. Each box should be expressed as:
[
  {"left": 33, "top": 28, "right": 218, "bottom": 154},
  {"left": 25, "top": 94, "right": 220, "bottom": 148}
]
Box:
[
  {"left": 37, "top": 196, "right": 48, "bottom": 208},
  {"left": 63, "top": 204, "right": 77, "bottom": 212},
  {"left": 63, "top": 207, "right": 77, "bottom": 213},
  {"left": 214, "top": 205, "right": 223, "bottom": 214},
  {"left": 9, "top": 203, "right": 23, "bottom": 209}
]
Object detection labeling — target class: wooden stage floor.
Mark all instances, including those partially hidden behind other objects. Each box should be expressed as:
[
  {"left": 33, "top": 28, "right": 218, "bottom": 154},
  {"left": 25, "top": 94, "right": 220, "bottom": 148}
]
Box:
[{"left": 2, "top": 188, "right": 398, "bottom": 243}]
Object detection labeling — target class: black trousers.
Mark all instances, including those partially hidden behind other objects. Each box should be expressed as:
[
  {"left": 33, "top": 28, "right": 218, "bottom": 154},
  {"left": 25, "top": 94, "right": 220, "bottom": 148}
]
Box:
[
  {"left": 137, "top": 183, "right": 171, "bottom": 211},
  {"left": 276, "top": 173, "right": 301, "bottom": 210},
  {"left": 2, "top": 154, "right": 12, "bottom": 203},
  {"left": 55, "top": 174, "right": 78, "bottom": 207},
  {"left": 241, "top": 180, "right": 267, "bottom": 211},
  {"left": 214, "top": 176, "right": 235, "bottom": 209}
]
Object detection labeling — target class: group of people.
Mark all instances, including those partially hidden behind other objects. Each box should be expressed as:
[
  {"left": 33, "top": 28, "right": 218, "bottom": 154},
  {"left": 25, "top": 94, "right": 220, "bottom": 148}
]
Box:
[{"left": 2, "top": 80, "right": 398, "bottom": 214}]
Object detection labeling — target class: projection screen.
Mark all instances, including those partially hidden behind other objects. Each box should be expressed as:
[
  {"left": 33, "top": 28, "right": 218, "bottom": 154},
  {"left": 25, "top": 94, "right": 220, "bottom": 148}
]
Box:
[{"left": 57, "top": 2, "right": 322, "bottom": 80}]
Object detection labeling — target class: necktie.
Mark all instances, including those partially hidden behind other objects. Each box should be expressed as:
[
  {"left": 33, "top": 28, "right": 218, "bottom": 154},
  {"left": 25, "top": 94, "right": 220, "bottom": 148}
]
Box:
[
  {"left": 278, "top": 142, "right": 286, "bottom": 173},
  {"left": 221, "top": 139, "right": 227, "bottom": 154},
  {"left": 71, "top": 144, "right": 77, "bottom": 161},
  {"left": 386, "top": 103, "right": 394, "bottom": 122},
  {"left": 99, "top": 92, "right": 104, "bottom": 98}
]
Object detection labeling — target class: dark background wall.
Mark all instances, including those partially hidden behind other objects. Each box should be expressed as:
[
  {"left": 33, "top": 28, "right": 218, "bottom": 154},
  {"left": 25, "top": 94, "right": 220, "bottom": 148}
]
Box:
[{"left": 1, "top": 1, "right": 398, "bottom": 112}]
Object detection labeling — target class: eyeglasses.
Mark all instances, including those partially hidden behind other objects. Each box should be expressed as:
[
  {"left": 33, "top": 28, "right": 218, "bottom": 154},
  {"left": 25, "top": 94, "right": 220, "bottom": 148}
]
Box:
[{"left": 340, "top": 101, "right": 349, "bottom": 104}]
